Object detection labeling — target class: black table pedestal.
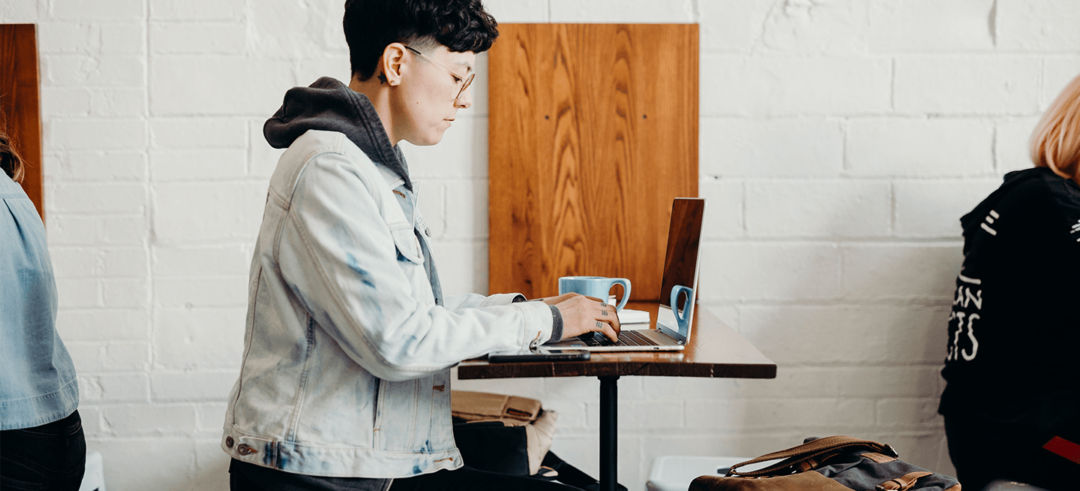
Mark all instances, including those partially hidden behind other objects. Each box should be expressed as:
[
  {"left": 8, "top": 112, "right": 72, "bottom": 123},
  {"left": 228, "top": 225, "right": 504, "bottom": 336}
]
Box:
[{"left": 599, "top": 375, "right": 619, "bottom": 491}]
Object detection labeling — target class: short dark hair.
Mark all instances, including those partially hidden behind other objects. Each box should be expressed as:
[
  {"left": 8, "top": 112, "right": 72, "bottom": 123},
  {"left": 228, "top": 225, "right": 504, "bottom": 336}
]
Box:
[{"left": 343, "top": 0, "right": 499, "bottom": 81}]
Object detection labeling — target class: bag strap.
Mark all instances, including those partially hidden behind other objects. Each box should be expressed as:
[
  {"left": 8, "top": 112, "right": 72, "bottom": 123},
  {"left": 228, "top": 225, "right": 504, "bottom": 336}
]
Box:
[
  {"left": 726, "top": 436, "right": 899, "bottom": 477},
  {"left": 874, "top": 471, "right": 932, "bottom": 491}
]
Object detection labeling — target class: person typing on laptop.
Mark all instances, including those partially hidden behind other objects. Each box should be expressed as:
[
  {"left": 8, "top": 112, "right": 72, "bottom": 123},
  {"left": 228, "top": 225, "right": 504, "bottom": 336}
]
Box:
[{"left": 222, "top": 1, "right": 618, "bottom": 489}]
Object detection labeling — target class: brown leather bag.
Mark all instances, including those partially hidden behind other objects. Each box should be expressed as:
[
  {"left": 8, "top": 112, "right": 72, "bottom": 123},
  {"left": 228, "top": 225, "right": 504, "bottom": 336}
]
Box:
[
  {"left": 451, "top": 391, "right": 557, "bottom": 476},
  {"left": 689, "top": 436, "right": 960, "bottom": 491},
  {"left": 451, "top": 390, "right": 543, "bottom": 422}
]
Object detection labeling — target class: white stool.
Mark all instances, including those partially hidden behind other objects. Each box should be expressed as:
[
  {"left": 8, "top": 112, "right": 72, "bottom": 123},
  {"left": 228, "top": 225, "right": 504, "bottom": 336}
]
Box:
[
  {"left": 983, "top": 481, "right": 1049, "bottom": 491},
  {"left": 646, "top": 456, "right": 750, "bottom": 491},
  {"left": 78, "top": 451, "right": 105, "bottom": 491}
]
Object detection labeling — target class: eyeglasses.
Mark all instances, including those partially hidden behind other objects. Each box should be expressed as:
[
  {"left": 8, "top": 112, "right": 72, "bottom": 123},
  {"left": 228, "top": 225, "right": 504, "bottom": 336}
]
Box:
[{"left": 404, "top": 45, "right": 475, "bottom": 100}]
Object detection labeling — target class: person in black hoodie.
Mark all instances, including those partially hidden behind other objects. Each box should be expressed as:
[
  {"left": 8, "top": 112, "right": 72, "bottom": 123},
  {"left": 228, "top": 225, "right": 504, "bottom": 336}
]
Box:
[{"left": 939, "top": 73, "right": 1080, "bottom": 491}]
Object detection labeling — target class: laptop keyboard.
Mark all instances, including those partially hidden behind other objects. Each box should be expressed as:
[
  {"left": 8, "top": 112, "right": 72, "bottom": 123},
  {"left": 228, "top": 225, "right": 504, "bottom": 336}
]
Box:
[{"left": 579, "top": 330, "right": 659, "bottom": 347}]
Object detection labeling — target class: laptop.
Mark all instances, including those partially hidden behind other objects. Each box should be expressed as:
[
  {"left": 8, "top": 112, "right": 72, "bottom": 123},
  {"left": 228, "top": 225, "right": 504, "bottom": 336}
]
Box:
[{"left": 549, "top": 197, "right": 706, "bottom": 352}]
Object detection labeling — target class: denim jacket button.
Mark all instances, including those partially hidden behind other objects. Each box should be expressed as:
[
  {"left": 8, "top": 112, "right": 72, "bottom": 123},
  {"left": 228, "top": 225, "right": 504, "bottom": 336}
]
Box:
[
  {"left": 237, "top": 443, "right": 256, "bottom": 455},
  {"left": 225, "top": 436, "right": 235, "bottom": 448}
]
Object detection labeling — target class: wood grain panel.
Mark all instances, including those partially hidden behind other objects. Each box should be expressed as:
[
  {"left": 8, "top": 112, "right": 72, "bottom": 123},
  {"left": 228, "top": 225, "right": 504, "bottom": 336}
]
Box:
[
  {"left": 489, "top": 24, "right": 698, "bottom": 300},
  {"left": 0, "top": 24, "right": 44, "bottom": 221}
]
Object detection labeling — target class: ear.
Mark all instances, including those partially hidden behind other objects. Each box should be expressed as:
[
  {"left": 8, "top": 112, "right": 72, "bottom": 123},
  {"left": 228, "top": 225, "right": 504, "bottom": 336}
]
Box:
[{"left": 381, "top": 43, "right": 407, "bottom": 86}]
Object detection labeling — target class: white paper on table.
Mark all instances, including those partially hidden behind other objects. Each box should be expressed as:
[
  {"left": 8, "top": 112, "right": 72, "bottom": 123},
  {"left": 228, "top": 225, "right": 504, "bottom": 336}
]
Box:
[
  {"left": 618, "top": 308, "right": 650, "bottom": 324},
  {"left": 609, "top": 296, "right": 650, "bottom": 324}
]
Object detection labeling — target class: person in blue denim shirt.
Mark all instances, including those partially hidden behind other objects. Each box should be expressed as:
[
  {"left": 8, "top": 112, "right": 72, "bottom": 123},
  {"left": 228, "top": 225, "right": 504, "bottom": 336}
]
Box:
[
  {"left": 224, "top": 1, "right": 620, "bottom": 490},
  {"left": 0, "top": 129, "right": 86, "bottom": 490}
]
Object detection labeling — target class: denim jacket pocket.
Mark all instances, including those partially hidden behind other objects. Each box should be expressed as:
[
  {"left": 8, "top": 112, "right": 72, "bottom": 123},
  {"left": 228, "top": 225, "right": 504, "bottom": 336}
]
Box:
[
  {"left": 373, "top": 377, "right": 431, "bottom": 451},
  {"left": 389, "top": 226, "right": 424, "bottom": 265}
]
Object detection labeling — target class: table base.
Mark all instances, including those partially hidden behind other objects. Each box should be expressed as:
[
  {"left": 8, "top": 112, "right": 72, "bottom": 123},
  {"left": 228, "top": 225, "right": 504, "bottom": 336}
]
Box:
[{"left": 599, "top": 375, "right": 619, "bottom": 491}]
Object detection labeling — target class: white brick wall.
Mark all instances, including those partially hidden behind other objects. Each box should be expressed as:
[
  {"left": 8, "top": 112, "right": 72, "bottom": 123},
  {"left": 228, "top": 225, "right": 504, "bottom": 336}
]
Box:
[
  {"left": 894, "top": 57, "right": 1042, "bottom": 114},
  {"left": 868, "top": 0, "right": 995, "bottom": 53},
  {"left": 5, "top": 1, "right": 1078, "bottom": 489},
  {"left": 846, "top": 118, "right": 994, "bottom": 176}
]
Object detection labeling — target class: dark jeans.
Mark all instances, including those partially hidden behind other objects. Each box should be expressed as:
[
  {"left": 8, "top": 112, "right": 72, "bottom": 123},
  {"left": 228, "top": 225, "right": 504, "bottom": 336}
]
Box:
[
  {"left": 230, "top": 459, "right": 579, "bottom": 491},
  {"left": 945, "top": 415, "right": 1078, "bottom": 491},
  {"left": 230, "top": 459, "right": 390, "bottom": 491},
  {"left": 0, "top": 410, "right": 87, "bottom": 491},
  {"left": 388, "top": 466, "right": 579, "bottom": 491}
]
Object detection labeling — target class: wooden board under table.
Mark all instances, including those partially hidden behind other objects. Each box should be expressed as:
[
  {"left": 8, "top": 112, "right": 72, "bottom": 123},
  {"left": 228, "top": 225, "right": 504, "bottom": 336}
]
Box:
[
  {"left": 488, "top": 24, "right": 699, "bottom": 301},
  {"left": 457, "top": 302, "right": 776, "bottom": 380},
  {"left": 0, "top": 24, "right": 44, "bottom": 220}
]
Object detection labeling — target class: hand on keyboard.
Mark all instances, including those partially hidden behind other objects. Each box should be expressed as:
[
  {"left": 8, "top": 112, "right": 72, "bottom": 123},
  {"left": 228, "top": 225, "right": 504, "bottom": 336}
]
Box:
[
  {"left": 577, "top": 331, "right": 657, "bottom": 347},
  {"left": 549, "top": 293, "right": 621, "bottom": 343}
]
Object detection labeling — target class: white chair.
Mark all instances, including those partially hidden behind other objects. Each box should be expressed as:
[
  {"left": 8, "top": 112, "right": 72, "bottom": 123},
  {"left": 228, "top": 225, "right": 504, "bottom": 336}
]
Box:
[
  {"left": 646, "top": 456, "right": 751, "bottom": 491},
  {"left": 78, "top": 451, "right": 105, "bottom": 491},
  {"left": 982, "top": 480, "right": 1049, "bottom": 491}
]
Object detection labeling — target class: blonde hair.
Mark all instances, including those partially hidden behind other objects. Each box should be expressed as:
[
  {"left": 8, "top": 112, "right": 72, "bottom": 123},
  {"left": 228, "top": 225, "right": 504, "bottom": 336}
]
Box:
[
  {"left": 0, "top": 131, "right": 25, "bottom": 183},
  {"left": 1031, "top": 73, "right": 1080, "bottom": 185}
]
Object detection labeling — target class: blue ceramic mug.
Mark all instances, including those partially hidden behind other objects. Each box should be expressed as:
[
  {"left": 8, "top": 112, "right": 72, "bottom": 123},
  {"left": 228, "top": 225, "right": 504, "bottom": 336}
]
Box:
[
  {"left": 558, "top": 276, "right": 632, "bottom": 311},
  {"left": 670, "top": 285, "right": 694, "bottom": 333}
]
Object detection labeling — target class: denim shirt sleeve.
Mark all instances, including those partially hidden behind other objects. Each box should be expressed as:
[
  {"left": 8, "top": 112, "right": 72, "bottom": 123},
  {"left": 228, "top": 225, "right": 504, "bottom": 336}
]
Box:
[
  {"left": 276, "top": 152, "right": 554, "bottom": 382},
  {"left": 0, "top": 176, "right": 79, "bottom": 430}
]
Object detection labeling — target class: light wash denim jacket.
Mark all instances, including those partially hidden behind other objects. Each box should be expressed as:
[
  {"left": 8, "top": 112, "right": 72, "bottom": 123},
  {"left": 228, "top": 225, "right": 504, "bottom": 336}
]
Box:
[
  {"left": 0, "top": 173, "right": 79, "bottom": 431},
  {"left": 221, "top": 129, "right": 555, "bottom": 478}
]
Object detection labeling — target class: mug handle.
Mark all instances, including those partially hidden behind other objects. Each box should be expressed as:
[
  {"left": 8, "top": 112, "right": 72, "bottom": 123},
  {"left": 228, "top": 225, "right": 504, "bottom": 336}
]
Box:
[
  {"left": 608, "top": 279, "right": 631, "bottom": 311},
  {"left": 670, "top": 285, "right": 693, "bottom": 331}
]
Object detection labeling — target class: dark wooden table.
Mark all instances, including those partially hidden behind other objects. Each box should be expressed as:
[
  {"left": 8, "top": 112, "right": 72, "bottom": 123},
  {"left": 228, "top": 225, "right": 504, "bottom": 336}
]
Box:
[{"left": 458, "top": 302, "right": 777, "bottom": 491}]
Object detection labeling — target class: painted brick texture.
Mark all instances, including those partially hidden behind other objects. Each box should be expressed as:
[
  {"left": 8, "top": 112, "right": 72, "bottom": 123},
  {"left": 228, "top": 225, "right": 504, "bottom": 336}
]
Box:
[{"left": 4, "top": 1, "right": 1078, "bottom": 490}]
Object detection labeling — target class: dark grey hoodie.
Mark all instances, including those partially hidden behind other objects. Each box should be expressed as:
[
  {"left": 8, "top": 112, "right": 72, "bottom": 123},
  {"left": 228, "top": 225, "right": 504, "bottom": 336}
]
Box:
[{"left": 264, "top": 76, "right": 413, "bottom": 190}]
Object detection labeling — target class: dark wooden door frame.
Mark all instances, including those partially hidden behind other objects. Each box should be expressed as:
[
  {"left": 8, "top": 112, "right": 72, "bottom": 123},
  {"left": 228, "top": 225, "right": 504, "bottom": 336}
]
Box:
[{"left": 0, "top": 24, "right": 44, "bottom": 221}]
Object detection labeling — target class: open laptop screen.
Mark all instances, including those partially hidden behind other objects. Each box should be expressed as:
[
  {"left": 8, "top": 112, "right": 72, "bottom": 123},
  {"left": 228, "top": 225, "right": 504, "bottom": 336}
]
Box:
[{"left": 659, "top": 198, "right": 705, "bottom": 314}]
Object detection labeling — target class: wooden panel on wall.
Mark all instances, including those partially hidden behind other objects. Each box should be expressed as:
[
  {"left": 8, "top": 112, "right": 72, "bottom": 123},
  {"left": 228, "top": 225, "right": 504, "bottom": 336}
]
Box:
[
  {"left": 0, "top": 24, "right": 44, "bottom": 221},
  {"left": 489, "top": 24, "right": 698, "bottom": 300}
]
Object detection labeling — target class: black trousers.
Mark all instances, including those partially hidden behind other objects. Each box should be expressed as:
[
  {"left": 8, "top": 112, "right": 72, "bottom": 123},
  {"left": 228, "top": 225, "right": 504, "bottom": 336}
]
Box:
[
  {"left": 945, "top": 415, "right": 1078, "bottom": 491},
  {"left": 388, "top": 466, "right": 579, "bottom": 491},
  {"left": 0, "top": 410, "right": 87, "bottom": 491},
  {"left": 230, "top": 459, "right": 580, "bottom": 491}
]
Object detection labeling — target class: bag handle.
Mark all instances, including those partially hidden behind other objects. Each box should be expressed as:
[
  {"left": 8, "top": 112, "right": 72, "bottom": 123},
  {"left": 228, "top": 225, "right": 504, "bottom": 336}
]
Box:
[
  {"left": 875, "top": 471, "right": 932, "bottom": 491},
  {"left": 726, "top": 436, "right": 898, "bottom": 477}
]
